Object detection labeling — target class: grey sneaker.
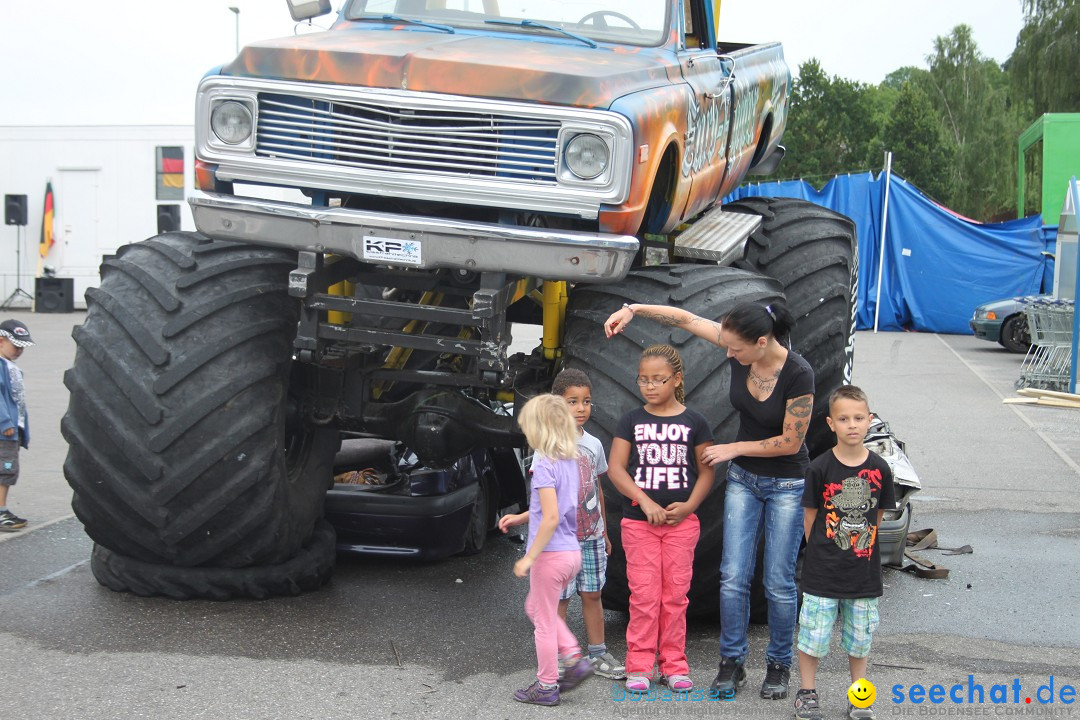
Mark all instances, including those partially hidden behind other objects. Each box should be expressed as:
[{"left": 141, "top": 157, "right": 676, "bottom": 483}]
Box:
[
  {"left": 761, "top": 661, "right": 791, "bottom": 699},
  {"left": 794, "top": 689, "right": 824, "bottom": 720},
  {"left": 849, "top": 703, "right": 877, "bottom": 719},
  {"left": 589, "top": 651, "right": 626, "bottom": 679}
]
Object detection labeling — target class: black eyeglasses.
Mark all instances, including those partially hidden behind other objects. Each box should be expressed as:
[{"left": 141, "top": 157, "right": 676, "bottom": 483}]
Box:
[{"left": 636, "top": 376, "right": 673, "bottom": 387}]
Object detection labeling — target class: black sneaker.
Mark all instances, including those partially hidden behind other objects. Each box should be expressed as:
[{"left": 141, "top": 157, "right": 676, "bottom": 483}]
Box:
[
  {"left": 710, "top": 657, "right": 746, "bottom": 698},
  {"left": 761, "top": 661, "right": 791, "bottom": 699},
  {"left": 0, "top": 510, "right": 27, "bottom": 532},
  {"left": 794, "top": 689, "right": 824, "bottom": 719}
]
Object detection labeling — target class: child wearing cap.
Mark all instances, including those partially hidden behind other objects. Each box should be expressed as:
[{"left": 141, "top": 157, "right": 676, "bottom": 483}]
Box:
[{"left": 0, "top": 319, "right": 34, "bottom": 532}]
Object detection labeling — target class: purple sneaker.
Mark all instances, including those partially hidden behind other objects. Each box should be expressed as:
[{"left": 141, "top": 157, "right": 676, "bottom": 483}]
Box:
[
  {"left": 559, "top": 657, "right": 595, "bottom": 692},
  {"left": 514, "top": 681, "right": 559, "bottom": 706}
]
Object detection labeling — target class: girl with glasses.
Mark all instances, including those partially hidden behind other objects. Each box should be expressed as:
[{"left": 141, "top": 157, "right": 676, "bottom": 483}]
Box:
[{"left": 606, "top": 344, "right": 714, "bottom": 693}]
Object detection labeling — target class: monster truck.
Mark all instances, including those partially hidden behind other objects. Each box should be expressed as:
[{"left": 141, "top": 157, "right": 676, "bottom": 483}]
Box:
[{"left": 63, "top": 0, "right": 857, "bottom": 611}]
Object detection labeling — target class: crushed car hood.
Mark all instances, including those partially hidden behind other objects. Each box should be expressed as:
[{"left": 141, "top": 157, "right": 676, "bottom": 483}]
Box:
[
  {"left": 864, "top": 418, "right": 921, "bottom": 489},
  {"left": 223, "top": 29, "right": 677, "bottom": 109}
]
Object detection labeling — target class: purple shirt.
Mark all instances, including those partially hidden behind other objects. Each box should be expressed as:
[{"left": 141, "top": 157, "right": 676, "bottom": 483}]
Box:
[{"left": 526, "top": 454, "right": 582, "bottom": 553}]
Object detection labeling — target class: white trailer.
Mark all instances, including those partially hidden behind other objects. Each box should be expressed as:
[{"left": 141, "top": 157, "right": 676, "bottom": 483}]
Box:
[{"left": 0, "top": 125, "right": 195, "bottom": 309}]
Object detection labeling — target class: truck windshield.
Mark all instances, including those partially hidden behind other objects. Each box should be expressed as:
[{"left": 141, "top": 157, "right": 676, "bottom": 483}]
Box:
[{"left": 343, "top": 0, "right": 669, "bottom": 47}]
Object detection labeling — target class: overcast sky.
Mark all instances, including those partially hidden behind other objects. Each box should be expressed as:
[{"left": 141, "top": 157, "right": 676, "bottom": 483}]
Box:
[{"left": 1, "top": 0, "right": 1025, "bottom": 126}]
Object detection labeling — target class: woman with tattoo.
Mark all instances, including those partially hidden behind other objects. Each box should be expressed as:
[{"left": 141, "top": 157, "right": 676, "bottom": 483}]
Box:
[{"left": 605, "top": 301, "right": 814, "bottom": 704}]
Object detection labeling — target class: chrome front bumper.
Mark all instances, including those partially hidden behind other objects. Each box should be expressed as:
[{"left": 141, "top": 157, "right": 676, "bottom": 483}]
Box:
[{"left": 188, "top": 192, "right": 639, "bottom": 282}]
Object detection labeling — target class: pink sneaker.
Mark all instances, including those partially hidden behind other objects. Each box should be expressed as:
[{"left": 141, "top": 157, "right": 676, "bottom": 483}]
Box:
[{"left": 663, "top": 674, "right": 694, "bottom": 691}]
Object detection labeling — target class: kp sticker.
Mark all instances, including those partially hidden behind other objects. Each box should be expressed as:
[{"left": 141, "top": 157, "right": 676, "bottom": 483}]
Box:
[{"left": 362, "top": 236, "right": 422, "bottom": 266}]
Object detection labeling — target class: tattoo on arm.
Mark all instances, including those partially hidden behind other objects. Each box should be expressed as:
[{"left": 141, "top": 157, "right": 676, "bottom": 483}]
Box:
[
  {"left": 637, "top": 309, "right": 687, "bottom": 327},
  {"left": 687, "top": 317, "right": 723, "bottom": 337},
  {"left": 783, "top": 396, "right": 812, "bottom": 444},
  {"left": 787, "top": 395, "right": 813, "bottom": 419}
]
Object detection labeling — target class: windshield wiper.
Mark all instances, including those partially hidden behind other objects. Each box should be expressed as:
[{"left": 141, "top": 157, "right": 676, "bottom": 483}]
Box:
[
  {"left": 484, "top": 19, "right": 597, "bottom": 48},
  {"left": 376, "top": 14, "right": 455, "bottom": 34}
]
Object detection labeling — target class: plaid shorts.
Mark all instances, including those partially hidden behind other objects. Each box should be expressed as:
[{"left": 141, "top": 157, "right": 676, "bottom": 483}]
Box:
[
  {"left": 797, "top": 593, "right": 879, "bottom": 659},
  {"left": 561, "top": 536, "right": 607, "bottom": 599}
]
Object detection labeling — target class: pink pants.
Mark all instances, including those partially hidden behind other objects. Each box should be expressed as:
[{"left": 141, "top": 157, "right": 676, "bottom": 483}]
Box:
[
  {"left": 525, "top": 550, "right": 583, "bottom": 684},
  {"left": 621, "top": 514, "right": 700, "bottom": 678}
]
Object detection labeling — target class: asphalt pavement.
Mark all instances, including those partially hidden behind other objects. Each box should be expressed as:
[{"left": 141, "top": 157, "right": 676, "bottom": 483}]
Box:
[{"left": 2, "top": 312, "right": 1079, "bottom": 719}]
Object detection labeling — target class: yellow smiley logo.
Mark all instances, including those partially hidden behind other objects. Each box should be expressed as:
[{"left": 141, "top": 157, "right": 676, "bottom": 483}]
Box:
[{"left": 848, "top": 678, "right": 876, "bottom": 708}]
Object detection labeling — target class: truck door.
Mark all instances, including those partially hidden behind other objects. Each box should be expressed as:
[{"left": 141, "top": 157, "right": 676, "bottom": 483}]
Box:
[
  {"left": 677, "top": 0, "right": 732, "bottom": 220},
  {"left": 720, "top": 47, "right": 787, "bottom": 192}
]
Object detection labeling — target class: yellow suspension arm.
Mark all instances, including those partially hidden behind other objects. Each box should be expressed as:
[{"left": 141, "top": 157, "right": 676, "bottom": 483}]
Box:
[{"left": 541, "top": 280, "right": 567, "bottom": 361}]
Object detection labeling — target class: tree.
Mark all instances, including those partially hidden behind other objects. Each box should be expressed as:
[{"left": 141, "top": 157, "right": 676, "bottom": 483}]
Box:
[
  {"left": 923, "top": 25, "right": 1023, "bottom": 219},
  {"left": 883, "top": 82, "right": 954, "bottom": 202},
  {"left": 882, "top": 66, "right": 930, "bottom": 91},
  {"left": 781, "top": 59, "right": 881, "bottom": 185},
  {"left": 1009, "top": 0, "right": 1080, "bottom": 114}
]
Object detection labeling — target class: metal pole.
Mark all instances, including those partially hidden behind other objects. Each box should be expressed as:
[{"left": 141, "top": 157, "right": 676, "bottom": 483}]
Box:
[
  {"left": 873, "top": 151, "right": 893, "bottom": 333},
  {"left": 1070, "top": 177, "right": 1079, "bottom": 394},
  {"left": 229, "top": 7, "right": 240, "bottom": 55}
]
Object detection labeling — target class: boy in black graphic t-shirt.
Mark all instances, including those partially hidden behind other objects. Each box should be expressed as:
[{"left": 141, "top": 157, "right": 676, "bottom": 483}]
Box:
[{"left": 794, "top": 386, "right": 895, "bottom": 720}]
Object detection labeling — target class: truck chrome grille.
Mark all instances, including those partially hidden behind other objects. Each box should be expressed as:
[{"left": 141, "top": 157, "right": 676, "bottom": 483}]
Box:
[{"left": 255, "top": 93, "right": 560, "bottom": 184}]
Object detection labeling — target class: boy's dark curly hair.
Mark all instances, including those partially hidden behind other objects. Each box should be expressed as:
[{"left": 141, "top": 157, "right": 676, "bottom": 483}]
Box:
[{"left": 552, "top": 368, "right": 592, "bottom": 397}]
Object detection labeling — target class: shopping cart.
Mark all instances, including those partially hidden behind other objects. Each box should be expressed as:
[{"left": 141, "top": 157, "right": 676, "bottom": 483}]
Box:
[{"left": 1017, "top": 298, "right": 1075, "bottom": 391}]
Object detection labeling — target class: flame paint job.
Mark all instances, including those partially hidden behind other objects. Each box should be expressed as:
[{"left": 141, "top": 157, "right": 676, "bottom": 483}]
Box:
[
  {"left": 209, "top": 1, "right": 789, "bottom": 238},
  {"left": 224, "top": 31, "right": 677, "bottom": 109}
]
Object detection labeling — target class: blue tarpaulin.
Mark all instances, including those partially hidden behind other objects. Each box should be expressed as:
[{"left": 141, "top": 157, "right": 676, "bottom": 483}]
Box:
[{"left": 725, "top": 174, "right": 1049, "bottom": 333}]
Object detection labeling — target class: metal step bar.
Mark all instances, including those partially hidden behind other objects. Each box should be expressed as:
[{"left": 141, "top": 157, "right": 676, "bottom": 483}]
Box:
[{"left": 672, "top": 205, "right": 761, "bottom": 265}]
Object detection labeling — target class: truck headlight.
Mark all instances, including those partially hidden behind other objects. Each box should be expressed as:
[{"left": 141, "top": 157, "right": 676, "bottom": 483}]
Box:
[
  {"left": 564, "top": 133, "right": 609, "bottom": 180},
  {"left": 211, "top": 101, "right": 254, "bottom": 145}
]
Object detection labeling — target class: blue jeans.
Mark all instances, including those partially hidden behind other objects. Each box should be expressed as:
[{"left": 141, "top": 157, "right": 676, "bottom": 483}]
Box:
[{"left": 718, "top": 461, "right": 804, "bottom": 667}]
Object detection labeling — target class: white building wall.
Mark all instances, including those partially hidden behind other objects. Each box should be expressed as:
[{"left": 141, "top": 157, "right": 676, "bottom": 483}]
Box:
[{"left": 0, "top": 125, "right": 195, "bottom": 309}]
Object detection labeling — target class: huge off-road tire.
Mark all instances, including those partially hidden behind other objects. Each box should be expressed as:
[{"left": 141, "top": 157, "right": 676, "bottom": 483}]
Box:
[
  {"left": 63, "top": 232, "right": 339, "bottom": 600},
  {"left": 563, "top": 265, "right": 784, "bottom": 620},
  {"left": 728, "top": 197, "right": 858, "bottom": 457}
]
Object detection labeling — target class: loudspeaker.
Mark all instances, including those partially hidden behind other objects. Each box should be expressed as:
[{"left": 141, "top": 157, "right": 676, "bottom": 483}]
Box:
[
  {"left": 157, "top": 204, "right": 181, "bottom": 234},
  {"left": 35, "top": 277, "right": 75, "bottom": 313},
  {"left": 4, "top": 194, "right": 27, "bottom": 226}
]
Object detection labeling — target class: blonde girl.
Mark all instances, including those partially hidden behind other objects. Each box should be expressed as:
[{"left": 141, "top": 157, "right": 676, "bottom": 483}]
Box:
[
  {"left": 607, "top": 345, "right": 714, "bottom": 693},
  {"left": 501, "top": 393, "right": 593, "bottom": 705}
]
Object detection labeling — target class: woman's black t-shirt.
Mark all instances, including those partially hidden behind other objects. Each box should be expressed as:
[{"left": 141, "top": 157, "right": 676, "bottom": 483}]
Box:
[
  {"left": 614, "top": 406, "right": 713, "bottom": 522},
  {"left": 728, "top": 350, "right": 814, "bottom": 478}
]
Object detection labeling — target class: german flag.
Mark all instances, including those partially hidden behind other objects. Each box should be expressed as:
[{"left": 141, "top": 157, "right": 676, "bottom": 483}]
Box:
[
  {"left": 39, "top": 181, "right": 54, "bottom": 258},
  {"left": 156, "top": 146, "right": 185, "bottom": 200}
]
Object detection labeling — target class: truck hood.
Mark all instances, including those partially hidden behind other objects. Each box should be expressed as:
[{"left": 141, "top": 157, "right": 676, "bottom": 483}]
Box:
[{"left": 224, "top": 29, "right": 677, "bottom": 109}]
